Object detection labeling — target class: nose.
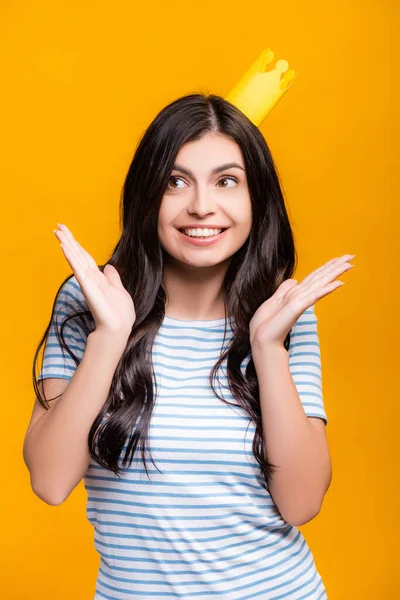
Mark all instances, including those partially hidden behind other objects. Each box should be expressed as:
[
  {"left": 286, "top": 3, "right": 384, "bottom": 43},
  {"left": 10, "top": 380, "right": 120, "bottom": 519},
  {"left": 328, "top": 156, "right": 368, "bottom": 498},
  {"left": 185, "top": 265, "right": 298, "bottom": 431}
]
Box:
[{"left": 187, "top": 187, "right": 217, "bottom": 217}]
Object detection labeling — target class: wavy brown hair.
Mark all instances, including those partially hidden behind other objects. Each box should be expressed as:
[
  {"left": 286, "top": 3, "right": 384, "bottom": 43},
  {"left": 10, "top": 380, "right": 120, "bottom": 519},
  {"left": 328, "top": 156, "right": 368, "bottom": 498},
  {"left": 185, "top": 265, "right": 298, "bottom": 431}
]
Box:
[{"left": 32, "top": 92, "right": 297, "bottom": 488}]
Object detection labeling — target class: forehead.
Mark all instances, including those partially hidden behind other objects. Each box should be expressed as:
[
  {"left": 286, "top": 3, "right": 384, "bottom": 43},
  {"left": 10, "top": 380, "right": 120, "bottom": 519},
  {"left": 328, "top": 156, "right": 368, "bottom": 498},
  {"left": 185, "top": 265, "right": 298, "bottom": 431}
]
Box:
[{"left": 173, "top": 134, "right": 244, "bottom": 170}]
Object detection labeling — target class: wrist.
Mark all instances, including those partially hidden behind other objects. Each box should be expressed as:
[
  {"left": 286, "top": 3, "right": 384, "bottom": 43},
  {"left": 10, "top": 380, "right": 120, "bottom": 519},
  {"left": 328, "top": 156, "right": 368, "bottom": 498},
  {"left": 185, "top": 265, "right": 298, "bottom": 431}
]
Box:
[
  {"left": 251, "top": 339, "right": 288, "bottom": 361},
  {"left": 89, "top": 327, "right": 131, "bottom": 348}
]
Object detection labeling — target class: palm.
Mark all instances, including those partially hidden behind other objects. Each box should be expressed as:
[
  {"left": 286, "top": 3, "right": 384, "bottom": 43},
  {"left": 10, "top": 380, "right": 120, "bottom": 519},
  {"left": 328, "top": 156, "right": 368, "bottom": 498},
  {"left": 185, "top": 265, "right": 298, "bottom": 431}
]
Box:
[
  {"left": 249, "top": 254, "right": 355, "bottom": 347},
  {"left": 54, "top": 223, "right": 136, "bottom": 334}
]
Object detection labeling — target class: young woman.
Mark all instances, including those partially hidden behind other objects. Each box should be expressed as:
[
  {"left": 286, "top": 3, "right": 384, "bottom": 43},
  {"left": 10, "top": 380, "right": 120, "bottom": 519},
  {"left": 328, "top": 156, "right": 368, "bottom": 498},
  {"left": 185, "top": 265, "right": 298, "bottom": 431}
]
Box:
[{"left": 24, "top": 93, "right": 354, "bottom": 599}]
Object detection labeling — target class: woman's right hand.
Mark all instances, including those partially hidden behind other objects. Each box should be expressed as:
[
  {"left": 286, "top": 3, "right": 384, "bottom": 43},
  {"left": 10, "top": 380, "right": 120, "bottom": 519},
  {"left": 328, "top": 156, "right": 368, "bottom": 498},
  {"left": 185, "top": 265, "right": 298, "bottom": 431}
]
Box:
[{"left": 54, "top": 223, "right": 136, "bottom": 338}]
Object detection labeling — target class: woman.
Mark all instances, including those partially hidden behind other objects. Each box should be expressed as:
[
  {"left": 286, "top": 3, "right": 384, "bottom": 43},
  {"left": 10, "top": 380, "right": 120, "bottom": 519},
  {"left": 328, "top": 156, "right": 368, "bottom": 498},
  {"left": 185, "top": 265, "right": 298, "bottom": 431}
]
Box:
[{"left": 24, "top": 93, "right": 354, "bottom": 599}]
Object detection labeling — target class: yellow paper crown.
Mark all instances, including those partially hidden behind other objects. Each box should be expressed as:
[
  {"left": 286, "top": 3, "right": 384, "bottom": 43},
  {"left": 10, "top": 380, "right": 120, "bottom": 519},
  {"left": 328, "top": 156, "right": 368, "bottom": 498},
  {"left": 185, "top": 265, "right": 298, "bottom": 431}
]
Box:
[{"left": 225, "top": 48, "right": 298, "bottom": 127}]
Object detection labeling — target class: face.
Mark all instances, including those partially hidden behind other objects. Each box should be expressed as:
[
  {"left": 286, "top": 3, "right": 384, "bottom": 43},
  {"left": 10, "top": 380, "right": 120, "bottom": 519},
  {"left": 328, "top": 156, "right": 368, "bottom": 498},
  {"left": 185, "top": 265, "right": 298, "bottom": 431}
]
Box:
[{"left": 157, "top": 132, "right": 252, "bottom": 270}]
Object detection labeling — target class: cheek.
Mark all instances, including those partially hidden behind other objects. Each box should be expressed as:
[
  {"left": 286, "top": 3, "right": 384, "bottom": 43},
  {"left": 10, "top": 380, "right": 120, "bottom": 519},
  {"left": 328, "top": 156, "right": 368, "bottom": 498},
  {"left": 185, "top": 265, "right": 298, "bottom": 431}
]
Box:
[
  {"left": 157, "top": 208, "right": 169, "bottom": 236},
  {"left": 156, "top": 216, "right": 176, "bottom": 252},
  {"left": 157, "top": 201, "right": 176, "bottom": 228},
  {"left": 231, "top": 205, "right": 252, "bottom": 231},
  {"left": 236, "top": 223, "right": 252, "bottom": 244},
  {"left": 233, "top": 211, "right": 252, "bottom": 242}
]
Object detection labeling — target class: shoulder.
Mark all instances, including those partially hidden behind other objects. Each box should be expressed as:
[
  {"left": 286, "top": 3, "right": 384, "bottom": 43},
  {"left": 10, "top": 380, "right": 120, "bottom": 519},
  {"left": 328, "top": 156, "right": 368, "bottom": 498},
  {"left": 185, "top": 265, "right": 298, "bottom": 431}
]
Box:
[
  {"left": 56, "top": 275, "right": 86, "bottom": 308},
  {"left": 292, "top": 304, "right": 317, "bottom": 328},
  {"left": 53, "top": 275, "right": 94, "bottom": 333}
]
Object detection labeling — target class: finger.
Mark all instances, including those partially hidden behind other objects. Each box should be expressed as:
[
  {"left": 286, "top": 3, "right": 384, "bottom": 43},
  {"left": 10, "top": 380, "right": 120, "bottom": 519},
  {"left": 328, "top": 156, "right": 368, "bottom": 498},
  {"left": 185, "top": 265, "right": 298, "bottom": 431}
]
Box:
[
  {"left": 300, "top": 262, "right": 334, "bottom": 287},
  {"left": 312, "top": 279, "right": 346, "bottom": 301},
  {"left": 305, "top": 260, "right": 353, "bottom": 292},
  {"left": 70, "top": 237, "right": 101, "bottom": 271},
  {"left": 56, "top": 226, "right": 100, "bottom": 279},
  {"left": 301, "top": 256, "right": 343, "bottom": 285},
  {"left": 274, "top": 279, "right": 298, "bottom": 301},
  {"left": 59, "top": 241, "right": 90, "bottom": 285},
  {"left": 104, "top": 264, "right": 124, "bottom": 289},
  {"left": 57, "top": 224, "right": 92, "bottom": 270},
  {"left": 301, "top": 254, "right": 353, "bottom": 287},
  {"left": 55, "top": 229, "right": 89, "bottom": 277},
  {"left": 58, "top": 223, "right": 100, "bottom": 269}
]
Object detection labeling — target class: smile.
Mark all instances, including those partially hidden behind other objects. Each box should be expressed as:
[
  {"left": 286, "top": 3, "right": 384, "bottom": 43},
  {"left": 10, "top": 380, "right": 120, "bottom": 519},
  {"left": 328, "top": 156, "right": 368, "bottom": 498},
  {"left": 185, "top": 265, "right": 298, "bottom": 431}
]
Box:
[{"left": 176, "top": 227, "right": 230, "bottom": 246}]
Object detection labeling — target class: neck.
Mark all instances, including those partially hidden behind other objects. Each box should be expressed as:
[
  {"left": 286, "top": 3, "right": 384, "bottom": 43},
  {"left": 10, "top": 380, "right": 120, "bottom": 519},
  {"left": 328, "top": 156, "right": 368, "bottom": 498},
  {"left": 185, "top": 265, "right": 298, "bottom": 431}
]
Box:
[{"left": 161, "top": 259, "right": 230, "bottom": 321}]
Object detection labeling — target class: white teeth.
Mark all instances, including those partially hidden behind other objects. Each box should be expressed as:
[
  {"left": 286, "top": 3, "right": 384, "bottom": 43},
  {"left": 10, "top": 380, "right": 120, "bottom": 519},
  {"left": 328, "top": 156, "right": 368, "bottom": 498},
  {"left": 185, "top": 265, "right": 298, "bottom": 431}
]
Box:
[{"left": 182, "top": 228, "right": 223, "bottom": 237}]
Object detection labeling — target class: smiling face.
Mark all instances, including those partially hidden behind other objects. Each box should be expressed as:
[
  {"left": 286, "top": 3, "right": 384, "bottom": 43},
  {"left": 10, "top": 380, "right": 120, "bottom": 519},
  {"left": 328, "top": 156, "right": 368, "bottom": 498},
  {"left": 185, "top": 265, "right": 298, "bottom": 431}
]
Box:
[{"left": 157, "top": 132, "right": 252, "bottom": 269}]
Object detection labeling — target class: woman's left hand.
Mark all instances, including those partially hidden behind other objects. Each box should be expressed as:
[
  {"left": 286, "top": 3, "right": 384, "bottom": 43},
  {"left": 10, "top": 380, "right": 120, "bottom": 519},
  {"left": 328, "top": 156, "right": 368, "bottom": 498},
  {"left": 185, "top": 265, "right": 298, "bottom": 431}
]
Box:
[{"left": 249, "top": 253, "right": 355, "bottom": 348}]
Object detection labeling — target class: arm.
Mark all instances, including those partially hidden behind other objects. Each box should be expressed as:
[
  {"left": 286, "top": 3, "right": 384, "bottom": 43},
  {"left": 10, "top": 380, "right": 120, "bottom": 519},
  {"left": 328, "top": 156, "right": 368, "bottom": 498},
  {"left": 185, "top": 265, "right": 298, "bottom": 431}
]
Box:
[
  {"left": 252, "top": 343, "right": 332, "bottom": 527},
  {"left": 23, "top": 330, "right": 129, "bottom": 505}
]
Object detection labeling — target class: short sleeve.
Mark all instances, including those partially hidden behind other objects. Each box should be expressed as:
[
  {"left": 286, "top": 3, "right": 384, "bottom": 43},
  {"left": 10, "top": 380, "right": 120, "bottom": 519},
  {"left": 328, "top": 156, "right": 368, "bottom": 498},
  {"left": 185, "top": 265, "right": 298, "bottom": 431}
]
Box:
[
  {"left": 36, "top": 275, "right": 92, "bottom": 383},
  {"left": 288, "top": 304, "right": 328, "bottom": 425}
]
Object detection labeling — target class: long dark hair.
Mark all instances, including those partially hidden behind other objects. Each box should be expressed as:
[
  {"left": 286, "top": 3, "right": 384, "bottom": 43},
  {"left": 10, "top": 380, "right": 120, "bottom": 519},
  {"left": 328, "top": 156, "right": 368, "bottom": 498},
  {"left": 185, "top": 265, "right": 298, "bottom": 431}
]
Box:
[{"left": 32, "top": 92, "right": 297, "bottom": 488}]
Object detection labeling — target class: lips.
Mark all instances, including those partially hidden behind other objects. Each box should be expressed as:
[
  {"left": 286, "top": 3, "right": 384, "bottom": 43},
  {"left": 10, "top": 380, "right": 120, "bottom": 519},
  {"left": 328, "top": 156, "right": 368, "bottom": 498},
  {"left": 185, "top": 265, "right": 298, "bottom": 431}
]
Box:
[
  {"left": 178, "top": 228, "right": 227, "bottom": 236},
  {"left": 175, "top": 226, "right": 230, "bottom": 246},
  {"left": 175, "top": 225, "right": 230, "bottom": 229}
]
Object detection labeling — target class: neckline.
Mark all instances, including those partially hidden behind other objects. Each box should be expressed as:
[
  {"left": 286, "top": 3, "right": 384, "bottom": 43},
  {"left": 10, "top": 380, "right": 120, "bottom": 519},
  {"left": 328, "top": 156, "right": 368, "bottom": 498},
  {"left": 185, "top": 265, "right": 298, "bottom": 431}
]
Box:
[{"left": 162, "top": 314, "right": 233, "bottom": 328}]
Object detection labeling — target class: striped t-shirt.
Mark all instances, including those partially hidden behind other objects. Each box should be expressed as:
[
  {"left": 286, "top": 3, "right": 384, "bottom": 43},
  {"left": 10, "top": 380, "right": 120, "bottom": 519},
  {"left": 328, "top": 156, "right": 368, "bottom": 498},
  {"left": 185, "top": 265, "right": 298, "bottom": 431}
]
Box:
[{"left": 37, "top": 276, "right": 328, "bottom": 599}]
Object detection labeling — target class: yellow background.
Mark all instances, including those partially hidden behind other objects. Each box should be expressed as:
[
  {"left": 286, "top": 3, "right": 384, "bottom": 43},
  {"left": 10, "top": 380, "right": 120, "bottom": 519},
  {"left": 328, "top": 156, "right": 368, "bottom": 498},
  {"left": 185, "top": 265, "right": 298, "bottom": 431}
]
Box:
[{"left": 3, "top": 0, "right": 397, "bottom": 598}]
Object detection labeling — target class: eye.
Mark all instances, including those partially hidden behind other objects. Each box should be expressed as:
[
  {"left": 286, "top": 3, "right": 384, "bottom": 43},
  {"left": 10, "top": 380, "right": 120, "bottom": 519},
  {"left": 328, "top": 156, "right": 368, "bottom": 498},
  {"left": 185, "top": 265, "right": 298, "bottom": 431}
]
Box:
[
  {"left": 167, "top": 176, "right": 185, "bottom": 189},
  {"left": 167, "top": 176, "right": 239, "bottom": 190},
  {"left": 218, "top": 176, "right": 238, "bottom": 188}
]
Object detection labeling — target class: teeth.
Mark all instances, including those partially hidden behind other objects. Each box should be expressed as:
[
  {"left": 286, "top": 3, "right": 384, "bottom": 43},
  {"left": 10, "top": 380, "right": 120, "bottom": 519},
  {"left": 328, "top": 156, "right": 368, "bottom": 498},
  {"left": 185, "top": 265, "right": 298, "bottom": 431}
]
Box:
[{"left": 182, "top": 228, "right": 223, "bottom": 237}]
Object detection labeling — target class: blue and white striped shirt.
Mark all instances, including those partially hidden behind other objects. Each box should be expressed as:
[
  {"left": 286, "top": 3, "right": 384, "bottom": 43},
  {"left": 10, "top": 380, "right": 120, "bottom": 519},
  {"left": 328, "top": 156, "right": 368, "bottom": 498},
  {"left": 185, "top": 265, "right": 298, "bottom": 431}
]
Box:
[{"left": 37, "top": 276, "right": 328, "bottom": 599}]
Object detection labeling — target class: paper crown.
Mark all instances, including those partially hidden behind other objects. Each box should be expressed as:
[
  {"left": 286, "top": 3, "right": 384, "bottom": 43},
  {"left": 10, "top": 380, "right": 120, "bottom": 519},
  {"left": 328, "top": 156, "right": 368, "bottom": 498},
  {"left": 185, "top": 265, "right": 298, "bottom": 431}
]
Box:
[{"left": 224, "top": 48, "right": 298, "bottom": 127}]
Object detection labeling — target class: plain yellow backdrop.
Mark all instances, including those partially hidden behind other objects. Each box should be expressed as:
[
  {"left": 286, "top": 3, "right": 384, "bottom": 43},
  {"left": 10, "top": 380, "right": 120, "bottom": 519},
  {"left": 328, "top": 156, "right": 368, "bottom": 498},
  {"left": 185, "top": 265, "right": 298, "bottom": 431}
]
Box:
[{"left": 2, "top": 0, "right": 397, "bottom": 598}]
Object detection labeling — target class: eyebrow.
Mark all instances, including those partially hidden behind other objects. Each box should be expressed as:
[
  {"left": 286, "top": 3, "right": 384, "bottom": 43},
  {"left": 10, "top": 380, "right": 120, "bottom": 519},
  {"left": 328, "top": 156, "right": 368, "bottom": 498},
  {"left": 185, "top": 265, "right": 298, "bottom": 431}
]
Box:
[{"left": 171, "top": 162, "right": 245, "bottom": 177}]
